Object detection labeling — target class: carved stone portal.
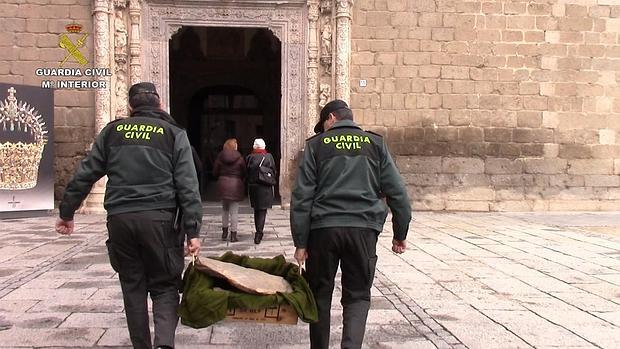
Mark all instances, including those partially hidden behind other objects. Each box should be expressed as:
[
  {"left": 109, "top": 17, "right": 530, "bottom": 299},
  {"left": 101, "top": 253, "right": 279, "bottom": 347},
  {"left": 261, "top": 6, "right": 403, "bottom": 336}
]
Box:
[
  {"left": 142, "top": 0, "right": 307, "bottom": 204},
  {"left": 90, "top": 0, "right": 353, "bottom": 210}
]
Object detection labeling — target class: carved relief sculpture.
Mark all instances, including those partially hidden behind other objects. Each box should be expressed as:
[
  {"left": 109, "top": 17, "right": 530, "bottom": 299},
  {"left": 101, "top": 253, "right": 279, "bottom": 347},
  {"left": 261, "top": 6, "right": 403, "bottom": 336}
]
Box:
[
  {"left": 115, "top": 65, "right": 128, "bottom": 117},
  {"left": 114, "top": 8, "right": 129, "bottom": 118},
  {"left": 320, "top": 0, "right": 332, "bottom": 14},
  {"left": 320, "top": 23, "right": 332, "bottom": 56},
  {"left": 319, "top": 0, "right": 333, "bottom": 76},
  {"left": 319, "top": 20, "right": 332, "bottom": 76},
  {"left": 319, "top": 83, "right": 330, "bottom": 108},
  {"left": 114, "top": 9, "right": 128, "bottom": 54}
]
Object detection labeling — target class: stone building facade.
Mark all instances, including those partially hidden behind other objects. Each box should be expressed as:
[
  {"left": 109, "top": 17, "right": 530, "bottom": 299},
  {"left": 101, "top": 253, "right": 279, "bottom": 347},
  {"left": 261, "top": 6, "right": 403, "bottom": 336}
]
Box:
[{"left": 1, "top": 0, "right": 619, "bottom": 211}]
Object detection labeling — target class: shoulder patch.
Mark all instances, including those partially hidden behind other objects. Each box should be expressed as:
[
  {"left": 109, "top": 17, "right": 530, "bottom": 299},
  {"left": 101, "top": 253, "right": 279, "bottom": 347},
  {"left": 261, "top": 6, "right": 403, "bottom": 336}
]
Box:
[
  {"left": 365, "top": 130, "right": 383, "bottom": 137},
  {"left": 107, "top": 118, "right": 124, "bottom": 126},
  {"left": 305, "top": 133, "right": 322, "bottom": 141}
]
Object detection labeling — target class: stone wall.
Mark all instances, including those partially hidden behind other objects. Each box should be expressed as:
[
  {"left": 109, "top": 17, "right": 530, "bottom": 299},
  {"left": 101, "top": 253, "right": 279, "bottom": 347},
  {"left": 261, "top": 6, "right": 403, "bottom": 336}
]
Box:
[
  {"left": 0, "top": 0, "right": 95, "bottom": 200},
  {"left": 351, "top": 0, "right": 620, "bottom": 211}
]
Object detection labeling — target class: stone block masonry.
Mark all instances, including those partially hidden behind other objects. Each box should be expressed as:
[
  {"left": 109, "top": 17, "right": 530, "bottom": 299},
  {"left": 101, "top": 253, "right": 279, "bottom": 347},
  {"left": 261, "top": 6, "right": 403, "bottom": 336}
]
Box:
[{"left": 352, "top": 1, "right": 620, "bottom": 211}]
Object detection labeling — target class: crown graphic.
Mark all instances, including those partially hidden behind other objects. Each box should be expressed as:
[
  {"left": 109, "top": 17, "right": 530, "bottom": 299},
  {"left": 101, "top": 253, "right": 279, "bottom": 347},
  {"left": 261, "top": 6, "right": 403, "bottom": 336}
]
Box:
[
  {"left": 65, "top": 23, "right": 83, "bottom": 33},
  {"left": 0, "top": 87, "right": 48, "bottom": 190}
]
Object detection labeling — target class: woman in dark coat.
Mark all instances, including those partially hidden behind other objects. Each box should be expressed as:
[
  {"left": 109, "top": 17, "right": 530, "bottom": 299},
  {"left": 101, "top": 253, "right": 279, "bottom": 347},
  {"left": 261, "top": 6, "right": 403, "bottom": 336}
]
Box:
[
  {"left": 213, "top": 138, "right": 246, "bottom": 242},
  {"left": 246, "top": 138, "right": 276, "bottom": 244}
]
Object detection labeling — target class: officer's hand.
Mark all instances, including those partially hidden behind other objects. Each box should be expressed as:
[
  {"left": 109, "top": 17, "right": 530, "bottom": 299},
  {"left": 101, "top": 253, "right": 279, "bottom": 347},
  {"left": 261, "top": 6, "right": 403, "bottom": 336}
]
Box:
[
  {"left": 392, "top": 239, "right": 406, "bottom": 254},
  {"left": 55, "top": 218, "right": 74, "bottom": 235},
  {"left": 294, "top": 248, "right": 308, "bottom": 268},
  {"left": 187, "top": 238, "right": 201, "bottom": 256}
]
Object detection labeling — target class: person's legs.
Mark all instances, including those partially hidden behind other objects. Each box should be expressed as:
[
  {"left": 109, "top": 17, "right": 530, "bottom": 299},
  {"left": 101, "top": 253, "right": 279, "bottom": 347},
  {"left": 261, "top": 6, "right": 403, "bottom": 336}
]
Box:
[
  {"left": 254, "top": 209, "right": 267, "bottom": 232},
  {"left": 138, "top": 209, "right": 183, "bottom": 349},
  {"left": 253, "top": 209, "right": 267, "bottom": 244},
  {"left": 118, "top": 273, "right": 151, "bottom": 349},
  {"left": 107, "top": 214, "right": 152, "bottom": 349},
  {"left": 230, "top": 201, "right": 239, "bottom": 232},
  {"left": 229, "top": 201, "right": 240, "bottom": 242},
  {"left": 221, "top": 200, "right": 230, "bottom": 240},
  {"left": 150, "top": 285, "right": 180, "bottom": 348},
  {"left": 306, "top": 228, "right": 342, "bottom": 349},
  {"left": 339, "top": 228, "right": 378, "bottom": 349}
]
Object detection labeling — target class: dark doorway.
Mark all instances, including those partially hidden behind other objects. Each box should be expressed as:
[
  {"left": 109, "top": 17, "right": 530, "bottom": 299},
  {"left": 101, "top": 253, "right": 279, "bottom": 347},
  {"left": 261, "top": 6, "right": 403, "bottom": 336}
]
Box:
[{"left": 169, "top": 26, "right": 282, "bottom": 202}]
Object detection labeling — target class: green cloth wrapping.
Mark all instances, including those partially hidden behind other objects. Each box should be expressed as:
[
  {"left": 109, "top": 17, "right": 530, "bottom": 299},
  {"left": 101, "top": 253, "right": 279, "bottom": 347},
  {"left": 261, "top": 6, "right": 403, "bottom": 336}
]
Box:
[{"left": 178, "top": 251, "right": 318, "bottom": 328}]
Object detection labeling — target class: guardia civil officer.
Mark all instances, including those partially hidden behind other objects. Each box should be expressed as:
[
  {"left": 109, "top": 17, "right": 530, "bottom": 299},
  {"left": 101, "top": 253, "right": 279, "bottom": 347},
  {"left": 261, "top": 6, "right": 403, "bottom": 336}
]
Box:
[
  {"left": 55, "top": 82, "right": 202, "bottom": 349},
  {"left": 291, "top": 100, "right": 411, "bottom": 348}
]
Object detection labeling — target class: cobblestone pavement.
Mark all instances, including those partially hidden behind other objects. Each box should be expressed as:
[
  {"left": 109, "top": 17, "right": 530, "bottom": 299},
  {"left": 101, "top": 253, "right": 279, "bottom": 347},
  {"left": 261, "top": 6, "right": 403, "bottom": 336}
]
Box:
[{"left": 1, "top": 208, "right": 619, "bottom": 348}]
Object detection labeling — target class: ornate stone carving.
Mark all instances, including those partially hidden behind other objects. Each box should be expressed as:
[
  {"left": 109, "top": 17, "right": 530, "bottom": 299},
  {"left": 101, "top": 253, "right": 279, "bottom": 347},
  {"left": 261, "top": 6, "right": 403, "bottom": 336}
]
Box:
[
  {"left": 309, "top": 1, "right": 319, "bottom": 21},
  {"left": 114, "top": 8, "right": 129, "bottom": 118},
  {"left": 336, "top": 0, "right": 352, "bottom": 11},
  {"left": 268, "top": 25, "right": 284, "bottom": 42},
  {"left": 114, "top": 63, "right": 128, "bottom": 118},
  {"left": 335, "top": 0, "right": 352, "bottom": 103},
  {"left": 143, "top": 1, "right": 307, "bottom": 204},
  {"left": 113, "top": 0, "right": 127, "bottom": 8},
  {"left": 150, "top": 44, "right": 161, "bottom": 91},
  {"left": 167, "top": 24, "right": 182, "bottom": 40},
  {"left": 320, "top": 0, "right": 332, "bottom": 14},
  {"left": 114, "top": 9, "right": 128, "bottom": 55},
  {"left": 128, "top": 0, "right": 142, "bottom": 84},
  {"left": 307, "top": 1, "right": 320, "bottom": 137},
  {"left": 320, "top": 22, "right": 332, "bottom": 56},
  {"left": 320, "top": 55, "right": 332, "bottom": 75},
  {"left": 319, "top": 7, "right": 333, "bottom": 77},
  {"left": 319, "top": 83, "right": 330, "bottom": 108},
  {"left": 288, "top": 44, "right": 302, "bottom": 122},
  {"left": 93, "top": 0, "right": 111, "bottom": 134}
]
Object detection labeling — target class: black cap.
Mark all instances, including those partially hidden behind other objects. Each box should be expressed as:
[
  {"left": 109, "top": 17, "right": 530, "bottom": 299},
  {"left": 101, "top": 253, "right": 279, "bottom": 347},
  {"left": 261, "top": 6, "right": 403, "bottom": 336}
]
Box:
[
  {"left": 314, "top": 99, "right": 349, "bottom": 134},
  {"left": 128, "top": 82, "right": 159, "bottom": 99}
]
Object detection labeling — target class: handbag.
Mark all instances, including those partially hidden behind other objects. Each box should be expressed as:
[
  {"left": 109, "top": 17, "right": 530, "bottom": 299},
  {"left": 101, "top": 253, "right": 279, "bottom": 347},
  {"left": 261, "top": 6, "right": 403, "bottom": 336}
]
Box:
[{"left": 257, "top": 156, "right": 276, "bottom": 186}]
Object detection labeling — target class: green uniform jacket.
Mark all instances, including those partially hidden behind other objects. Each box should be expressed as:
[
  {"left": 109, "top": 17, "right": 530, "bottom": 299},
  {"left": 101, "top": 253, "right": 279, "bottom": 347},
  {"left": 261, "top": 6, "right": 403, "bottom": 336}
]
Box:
[
  {"left": 59, "top": 106, "right": 202, "bottom": 238},
  {"left": 291, "top": 119, "right": 411, "bottom": 248}
]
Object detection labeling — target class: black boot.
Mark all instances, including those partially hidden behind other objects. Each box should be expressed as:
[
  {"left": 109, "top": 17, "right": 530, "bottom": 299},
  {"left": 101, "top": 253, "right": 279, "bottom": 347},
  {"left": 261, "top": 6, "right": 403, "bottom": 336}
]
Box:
[
  {"left": 230, "top": 231, "right": 238, "bottom": 242},
  {"left": 221, "top": 227, "right": 228, "bottom": 241},
  {"left": 254, "top": 232, "right": 263, "bottom": 245}
]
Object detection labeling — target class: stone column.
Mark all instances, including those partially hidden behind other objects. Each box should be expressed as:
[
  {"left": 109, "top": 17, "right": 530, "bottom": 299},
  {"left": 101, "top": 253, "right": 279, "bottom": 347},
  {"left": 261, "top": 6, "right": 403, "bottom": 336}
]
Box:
[
  {"left": 113, "top": 4, "right": 129, "bottom": 119},
  {"left": 128, "top": 0, "right": 142, "bottom": 85},
  {"left": 81, "top": 0, "right": 112, "bottom": 213},
  {"left": 307, "top": 1, "right": 320, "bottom": 137},
  {"left": 334, "top": 0, "right": 352, "bottom": 103}
]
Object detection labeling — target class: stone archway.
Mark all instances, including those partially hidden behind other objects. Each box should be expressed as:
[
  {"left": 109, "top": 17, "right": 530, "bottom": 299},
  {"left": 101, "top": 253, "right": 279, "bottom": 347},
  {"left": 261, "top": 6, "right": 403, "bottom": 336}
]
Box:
[
  {"left": 85, "top": 0, "right": 354, "bottom": 212},
  {"left": 143, "top": 1, "right": 307, "bottom": 204}
]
